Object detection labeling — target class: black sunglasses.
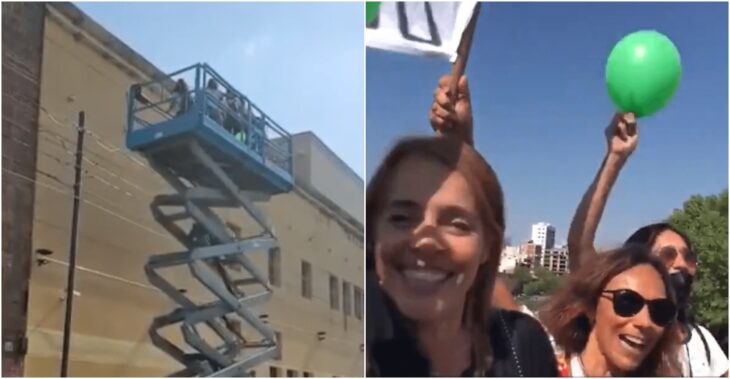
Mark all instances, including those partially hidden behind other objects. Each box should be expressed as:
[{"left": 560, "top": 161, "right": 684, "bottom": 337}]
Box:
[
  {"left": 601, "top": 289, "right": 677, "bottom": 327},
  {"left": 657, "top": 246, "right": 699, "bottom": 266}
]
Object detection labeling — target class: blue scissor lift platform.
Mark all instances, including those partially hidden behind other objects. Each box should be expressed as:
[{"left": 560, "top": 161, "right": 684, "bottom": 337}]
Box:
[{"left": 126, "top": 63, "right": 293, "bottom": 377}]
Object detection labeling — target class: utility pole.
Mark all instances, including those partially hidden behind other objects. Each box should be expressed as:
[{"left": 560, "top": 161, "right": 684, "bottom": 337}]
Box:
[{"left": 59, "top": 111, "right": 85, "bottom": 377}]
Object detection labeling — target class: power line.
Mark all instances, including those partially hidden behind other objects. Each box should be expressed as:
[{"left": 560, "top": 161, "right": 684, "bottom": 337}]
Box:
[
  {"left": 37, "top": 106, "right": 364, "bottom": 243},
  {"left": 41, "top": 256, "right": 158, "bottom": 291},
  {"left": 11, "top": 127, "right": 163, "bottom": 200},
  {"left": 9, "top": 134, "right": 364, "bottom": 286},
  {"left": 38, "top": 129, "right": 158, "bottom": 196},
  {"left": 35, "top": 256, "right": 361, "bottom": 348},
  {"left": 11, "top": 108, "right": 363, "bottom": 311},
  {"left": 3, "top": 167, "right": 173, "bottom": 241},
  {"left": 34, "top": 114, "right": 363, "bottom": 258},
  {"left": 4, "top": 166, "right": 360, "bottom": 312},
  {"left": 4, "top": 144, "right": 165, "bottom": 238},
  {"left": 39, "top": 106, "right": 149, "bottom": 168}
]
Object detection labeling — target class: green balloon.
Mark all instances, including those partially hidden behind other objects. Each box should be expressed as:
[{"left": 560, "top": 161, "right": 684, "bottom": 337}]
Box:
[
  {"left": 605, "top": 30, "right": 682, "bottom": 118},
  {"left": 366, "top": 2, "right": 381, "bottom": 24}
]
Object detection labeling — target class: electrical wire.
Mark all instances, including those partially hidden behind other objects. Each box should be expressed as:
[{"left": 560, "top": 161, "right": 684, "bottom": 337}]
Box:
[
  {"left": 36, "top": 105, "right": 363, "bottom": 242},
  {"left": 9, "top": 122, "right": 167, "bottom": 202},
  {"left": 3, "top": 166, "right": 173, "bottom": 241},
  {"left": 39, "top": 105, "right": 149, "bottom": 167},
  {"left": 36, "top": 255, "right": 361, "bottom": 348},
  {"left": 9, "top": 103, "right": 363, "bottom": 320},
  {"left": 33, "top": 111, "right": 363, "bottom": 260},
  {"left": 41, "top": 256, "right": 159, "bottom": 292},
  {"left": 5, "top": 164, "right": 362, "bottom": 313},
  {"left": 37, "top": 129, "right": 163, "bottom": 195}
]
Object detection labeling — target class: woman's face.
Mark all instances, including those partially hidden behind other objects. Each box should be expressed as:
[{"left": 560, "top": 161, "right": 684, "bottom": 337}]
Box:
[
  {"left": 374, "top": 155, "right": 487, "bottom": 322},
  {"left": 651, "top": 229, "right": 697, "bottom": 276},
  {"left": 593, "top": 264, "right": 669, "bottom": 372}
]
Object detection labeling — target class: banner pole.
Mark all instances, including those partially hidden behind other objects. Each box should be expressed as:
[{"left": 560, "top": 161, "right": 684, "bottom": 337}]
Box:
[
  {"left": 450, "top": 2, "right": 481, "bottom": 96},
  {"left": 438, "top": 2, "right": 481, "bottom": 145}
]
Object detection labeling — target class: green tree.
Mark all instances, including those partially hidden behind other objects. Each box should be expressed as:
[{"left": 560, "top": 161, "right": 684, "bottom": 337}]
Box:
[
  {"left": 506, "top": 266, "right": 533, "bottom": 294},
  {"left": 667, "top": 190, "right": 728, "bottom": 329},
  {"left": 523, "top": 267, "right": 563, "bottom": 296}
]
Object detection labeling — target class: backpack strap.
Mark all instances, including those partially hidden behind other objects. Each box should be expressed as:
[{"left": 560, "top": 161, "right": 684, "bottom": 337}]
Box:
[
  {"left": 691, "top": 323, "right": 712, "bottom": 366},
  {"left": 496, "top": 310, "right": 524, "bottom": 377}
]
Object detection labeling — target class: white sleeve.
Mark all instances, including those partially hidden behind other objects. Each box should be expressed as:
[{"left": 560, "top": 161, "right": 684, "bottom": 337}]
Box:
[
  {"left": 519, "top": 305, "right": 536, "bottom": 319},
  {"left": 698, "top": 325, "right": 728, "bottom": 376}
]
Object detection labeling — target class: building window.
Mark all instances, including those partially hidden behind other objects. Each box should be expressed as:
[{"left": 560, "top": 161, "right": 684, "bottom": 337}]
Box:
[
  {"left": 269, "top": 248, "right": 281, "bottom": 287},
  {"left": 354, "top": 286, "right": 363, "bottom": 320},
  {"left": 248, "top": 370, "right": 256, "bottom": 377},
  {"left": 286, "top": 369, "right": 298, "bottom": 377},
  {"left": 303, "top": 372, "right": 313, "bottom": 377},
  {"left": 301, "top": 260, "right": 312, "bottom": 299},
  {"left": 270, "top": 366, "right": 281, "bottom": 377},
  {"left": 329, "top": 274, "right": 339, "bottom": 310},
  {"left": 342, "top": 281, "right": 352, "bottom": 316},
  {"left": 275, "top": 331, "right": 282, "bottom": 360}
]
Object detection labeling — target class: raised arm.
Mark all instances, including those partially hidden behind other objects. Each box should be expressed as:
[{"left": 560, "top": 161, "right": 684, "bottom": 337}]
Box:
[
  {"left": 429, "top": 75, "right": 473, "bottom": 146},
  {"left": 428, "top": 75, "right": 526, "bottom": 312},
  {"left": 567, "top": 112, "right": 638, "bottom": 272}
]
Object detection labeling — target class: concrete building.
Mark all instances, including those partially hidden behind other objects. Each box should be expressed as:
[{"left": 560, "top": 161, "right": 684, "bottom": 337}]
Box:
[
  {"left": 3, "top": 3, "right": 363, "bottom": 377},
  {"left": 536, "top": 247, "right": 570, "bottom": 275},
  {"left": 292, "top": 133, "right": 363, "bottom": 226},
  {"left": 498, "top": 246, "right": 521, "bottom": 274},
  {"left": 516, "top": 241, "right": 541, "bottom": 271},
  {"left": 531, "top": 222, "right": 556, "bottom": 252},
  {"left": 518, "top": 241, "right": 541, "bottom": 261}
]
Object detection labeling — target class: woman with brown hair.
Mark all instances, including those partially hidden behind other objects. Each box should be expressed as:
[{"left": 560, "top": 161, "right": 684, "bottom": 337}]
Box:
[
  {"left": 540, "top": 244, "right": 682, "bottom": 376},
  {"left": 567, "top": 112, "right": 728, "bottom": 376},
  {"left": 366, "top": 135, "right": 558, "bottom": 376},
  {"left": 425, "top": 74, "right": 685, "bottom": 377}
]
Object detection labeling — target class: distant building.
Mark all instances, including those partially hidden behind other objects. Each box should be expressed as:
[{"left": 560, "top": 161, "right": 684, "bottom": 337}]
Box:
[
  {"left": 517, "top": 241, "right": 542, "bottom": 272},
  {"left": 536, "top": 246, "right": 570, "bottom": 275},
  {"left": 531, "top": 222, "right": 556, "bottom": 251},
  {"left": 498, "top": 245, "right": 522, "bottom": 273},
  {"left": 519, "top": 240, "right": 542, "bottom": 260}
]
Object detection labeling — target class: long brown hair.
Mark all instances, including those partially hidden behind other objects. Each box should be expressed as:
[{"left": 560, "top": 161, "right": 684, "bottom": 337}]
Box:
[
  {"left": 367, "top": 136, "right": 505, "bottom": 375},
  {"left": 625, "top": 222, "right": 694, "bottom": 252},
  {"left": 539, "top": 244, "right": 682, "bottom": 376}
]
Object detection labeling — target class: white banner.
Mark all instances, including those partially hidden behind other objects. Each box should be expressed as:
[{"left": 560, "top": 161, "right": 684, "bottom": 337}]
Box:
[{"left": 365, "top": 1, "right": 479, "bottom": 62}]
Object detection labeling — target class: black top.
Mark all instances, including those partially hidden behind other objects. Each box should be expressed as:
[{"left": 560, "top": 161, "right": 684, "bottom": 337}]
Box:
[{"left": 367, "top": 272, "right": 559, "bottom": 377}]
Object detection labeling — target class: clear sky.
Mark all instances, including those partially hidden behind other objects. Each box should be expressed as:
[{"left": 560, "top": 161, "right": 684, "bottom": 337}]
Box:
[
  {"left": 76, "top": 2, "right": 365, "bottom": 179},
  {"left": 366, "top": 2, "right": 728, "bottom": 247}
]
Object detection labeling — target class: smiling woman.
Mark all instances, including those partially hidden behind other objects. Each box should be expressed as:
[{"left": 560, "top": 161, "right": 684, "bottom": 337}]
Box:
[
  {"left": 539, "top": 245, "right": 683, "bottom": 377},
  {"left": 365, "top": 136, "right": 558, "bottom": 377}
]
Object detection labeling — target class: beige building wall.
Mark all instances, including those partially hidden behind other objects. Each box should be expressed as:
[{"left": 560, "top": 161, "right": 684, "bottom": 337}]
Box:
[
  {"left": 25, "top": 4, "right": 363, "bottom": 377},
  {"left": 292, "top": 133, "right": 364, "bottom": 225}
]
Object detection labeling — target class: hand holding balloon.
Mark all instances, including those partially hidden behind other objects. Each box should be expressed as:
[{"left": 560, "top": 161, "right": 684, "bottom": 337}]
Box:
[
  {"left": 605, "top": 30, "right": 682, "bottom": 118},
  {"left": 605, "top": 112, "right": 638, "bottom": 160}
]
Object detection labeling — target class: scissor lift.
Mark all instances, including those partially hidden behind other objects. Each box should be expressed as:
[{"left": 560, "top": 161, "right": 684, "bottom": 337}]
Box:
[{"left": 126, "top": 63, "right": 293, "bottom": 377}]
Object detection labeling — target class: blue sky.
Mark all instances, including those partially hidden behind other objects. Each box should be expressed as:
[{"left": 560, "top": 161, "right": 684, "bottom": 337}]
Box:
[
  {"left": 76, "top": 2, "right": 364, "bottom": 178},
  {"left": 367, "top": 2, "right": 728, "bottom": 247}
]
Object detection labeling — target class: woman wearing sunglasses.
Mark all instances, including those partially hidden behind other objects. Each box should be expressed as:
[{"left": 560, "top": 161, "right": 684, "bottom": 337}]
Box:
[
  {"left": 567, "top": 113, "right": 729, "bottom": 377},
  {"left": 540, "top": 244, "right": 682, "bottom": 376},
  {"left": 428, "top": 75, "right": 724, "bottom": 376},
  {"left": 366, "top": 136, "right": 559, "bottom": 376}
]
